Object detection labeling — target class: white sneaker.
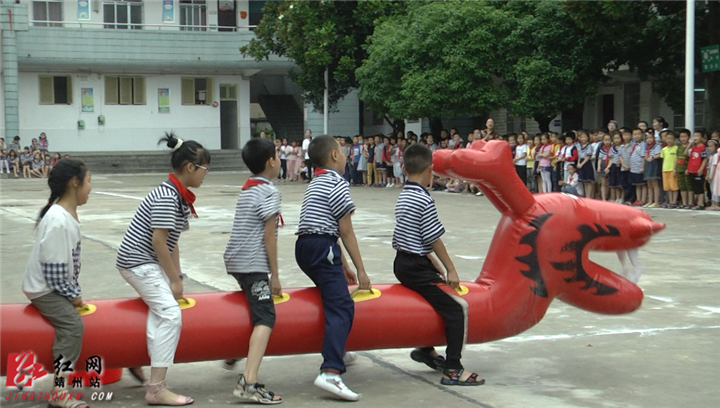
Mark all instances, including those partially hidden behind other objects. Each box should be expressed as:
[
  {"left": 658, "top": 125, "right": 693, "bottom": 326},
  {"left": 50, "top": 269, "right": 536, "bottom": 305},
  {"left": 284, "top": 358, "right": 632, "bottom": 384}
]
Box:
[
  {"left": 476, "top": 192, "right": 484, "bottom": 196},
  {"left": 313, "top": 372, "right": 359, "bottom": 401},
  {"left": 343, "top": 352, "right": 358, "bottom": 365}
]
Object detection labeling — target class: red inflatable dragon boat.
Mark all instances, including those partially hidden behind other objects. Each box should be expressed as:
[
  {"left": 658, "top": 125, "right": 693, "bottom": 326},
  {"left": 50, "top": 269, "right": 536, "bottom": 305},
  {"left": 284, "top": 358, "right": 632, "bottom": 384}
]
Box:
[{"left": 1, "top": 140, "right": 664, "bottom": 375}]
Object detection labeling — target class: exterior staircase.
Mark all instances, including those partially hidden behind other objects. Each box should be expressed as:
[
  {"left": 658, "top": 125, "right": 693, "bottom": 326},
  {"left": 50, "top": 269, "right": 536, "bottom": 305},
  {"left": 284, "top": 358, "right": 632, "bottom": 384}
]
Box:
[{"left": 257, "top": 94, "right": 304, "bottom": 141}]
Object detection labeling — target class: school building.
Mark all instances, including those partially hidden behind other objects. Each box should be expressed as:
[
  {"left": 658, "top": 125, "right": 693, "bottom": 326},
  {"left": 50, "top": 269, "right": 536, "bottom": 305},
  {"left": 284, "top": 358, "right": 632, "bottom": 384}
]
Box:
[
  {"left": 0, "top": 0, "right": 363, "bottom": 153},
  {"left": 0, "top": 1, "right": 708, "bottom": 154}
]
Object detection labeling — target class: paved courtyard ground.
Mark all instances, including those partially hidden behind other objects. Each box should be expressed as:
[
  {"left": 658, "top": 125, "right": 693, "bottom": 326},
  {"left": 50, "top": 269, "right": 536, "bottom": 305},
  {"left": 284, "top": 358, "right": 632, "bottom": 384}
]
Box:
[{"left": 1, "top": 172, "right": 718, "bottom": 407}]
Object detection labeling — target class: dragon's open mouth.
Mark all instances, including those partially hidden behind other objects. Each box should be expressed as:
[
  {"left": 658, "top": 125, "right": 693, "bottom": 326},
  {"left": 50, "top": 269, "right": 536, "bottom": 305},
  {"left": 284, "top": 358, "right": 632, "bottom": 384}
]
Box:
[{"left": 552, "top": 219, "right": 664, "bottom": 314}]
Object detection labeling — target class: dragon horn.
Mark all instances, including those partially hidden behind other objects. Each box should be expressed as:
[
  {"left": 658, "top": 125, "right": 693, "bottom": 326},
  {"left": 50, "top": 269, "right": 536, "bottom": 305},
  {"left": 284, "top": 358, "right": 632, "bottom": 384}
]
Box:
[{"left": 448, "top": 140, "right": 536, "bottom": 216}]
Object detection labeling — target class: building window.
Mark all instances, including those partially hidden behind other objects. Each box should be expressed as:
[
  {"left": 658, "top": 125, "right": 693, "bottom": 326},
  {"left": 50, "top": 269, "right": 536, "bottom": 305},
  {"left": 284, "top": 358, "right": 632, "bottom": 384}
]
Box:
[
  {"left": 182, "top": 77, "right": 213, "bottom": 105},
  {"left": 33, "top": 1, "right": 62, "bottom": 27},
  {"left": 219, "top": 84, "right": 237, "bottom": 101},
  {"left": 672, "top": 90, "right": 705, "bottom": 130},
  {"left": 180, "top": 0, "right": 207, "bottom": 31},
  {"left": 623, "top": 83, "right": 641, "bottom": 129},
  {"left": 103, "top": 0, "right": 142, "bottom": 30},
  {"left": 506, "top": 111, "right": 526, "bottom": 134},
  {"left": 39, "top": 76, "right": 73, "bottom": 105},
  {"left": 104, "top": 76, "right": 146, "bottom": 105}
]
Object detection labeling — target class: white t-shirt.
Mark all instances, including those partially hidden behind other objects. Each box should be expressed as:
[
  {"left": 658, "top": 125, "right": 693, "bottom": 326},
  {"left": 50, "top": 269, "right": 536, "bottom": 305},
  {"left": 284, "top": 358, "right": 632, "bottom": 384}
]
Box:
[
  {"left": 23, "top": 205, "right": 82, "bottom": 300},
  {"left": 285, "top": 145, "right": 296, "bottom": 158},
  {"left": 279, "top": 145, "right": 288, "bottom": 160},
  {"left": 514, "top": 144, "right": 528, "bottom": 166},
  {"left": 302, "top": 138, "right": 311, "bottom": 160}
]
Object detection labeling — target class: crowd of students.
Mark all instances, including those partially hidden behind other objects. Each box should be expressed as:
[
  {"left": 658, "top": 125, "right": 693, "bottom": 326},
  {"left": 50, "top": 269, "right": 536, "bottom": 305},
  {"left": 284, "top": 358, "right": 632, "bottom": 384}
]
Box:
[
  {"left": 22, "top": 132, "right": 482, "bottom": 408},
  {"left": 503, "top": 118, "right": 720, "bottom": 211},
  {"left": 0, "top": 133, "right": 68, "bottom": 179}
]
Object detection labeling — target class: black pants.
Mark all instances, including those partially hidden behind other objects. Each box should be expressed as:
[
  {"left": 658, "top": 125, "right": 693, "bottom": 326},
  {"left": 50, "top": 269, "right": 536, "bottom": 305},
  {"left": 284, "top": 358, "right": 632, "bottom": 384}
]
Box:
[
  {"left": 305, "top": 159, "right": 313, "bottom": 181},
  {"left": 515, "top": 165, "right": 527, "bottom": 187},
  {"left": 620, "top": 171, "right": 636, "bottom": 202},
  {"left": 280, "top": 159, "right": 287, "bottom": 180},
  {"left": 394, "top": 251, "right": 467, "bottom": 370}
]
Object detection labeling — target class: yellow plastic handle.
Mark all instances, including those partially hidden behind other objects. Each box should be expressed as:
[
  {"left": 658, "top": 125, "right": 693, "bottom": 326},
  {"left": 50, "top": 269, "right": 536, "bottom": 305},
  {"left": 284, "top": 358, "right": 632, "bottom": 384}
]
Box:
[
  {"left": 350, "top": 288, "right": 381, "bottom": 303},
  {"left": 75, "top": 303, "right": 97, "bottom": 316},
  {"left": 177, "top": 297, "right": 196, "bottom": 310},
  {"left": 455, "top": 285, "right": 469, "bottom": 296},
  {"left": 272, "top": 293, "right": 291, "bottom": 305}
]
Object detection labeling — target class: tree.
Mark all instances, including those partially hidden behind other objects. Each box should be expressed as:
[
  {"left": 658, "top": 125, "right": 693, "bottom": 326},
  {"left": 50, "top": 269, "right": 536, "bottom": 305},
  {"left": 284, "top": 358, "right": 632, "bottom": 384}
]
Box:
[
  {"left": 565, "top": 1, "right": 720, "bottom": 131},
  {"left": 356, "top": 1, "right": 511, "bottom": 134},
  {"left": 240, "top": 1, "right": 404, "bottom": 112},
  {"left": 501, "top": 1, "right": 610, "bottom": 132}
]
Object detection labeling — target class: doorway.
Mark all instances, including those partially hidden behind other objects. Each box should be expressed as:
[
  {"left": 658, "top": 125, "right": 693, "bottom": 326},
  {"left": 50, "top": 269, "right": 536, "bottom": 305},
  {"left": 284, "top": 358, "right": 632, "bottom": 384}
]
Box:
[
  {"left": 601, "top": 94, "right": 615, "bottom": 129},
  {"left": 220, "top": 84, "right": 238, "bottom": 149},
  {"left": 217, "top": 0, "right": 236, "bottom": 32}
]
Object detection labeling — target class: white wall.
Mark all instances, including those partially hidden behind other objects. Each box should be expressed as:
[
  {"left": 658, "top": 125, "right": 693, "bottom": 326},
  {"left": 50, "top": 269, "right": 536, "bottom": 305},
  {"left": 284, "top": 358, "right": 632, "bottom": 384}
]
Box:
[
  {"left": 0, "top": 36, "right": 4, "bottom": 141},
  {"left": 305, "top": 89, "right": 360, "bottom": 137},
  {"left": 18, "top": 72, "right": 257, "bottom": 152}
]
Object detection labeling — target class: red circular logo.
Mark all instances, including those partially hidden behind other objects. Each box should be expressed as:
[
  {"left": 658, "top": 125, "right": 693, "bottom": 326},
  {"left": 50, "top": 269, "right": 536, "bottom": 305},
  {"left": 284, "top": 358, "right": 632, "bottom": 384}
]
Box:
[{"left": 212, "top": 101, "right": 218, "bottom": 108}]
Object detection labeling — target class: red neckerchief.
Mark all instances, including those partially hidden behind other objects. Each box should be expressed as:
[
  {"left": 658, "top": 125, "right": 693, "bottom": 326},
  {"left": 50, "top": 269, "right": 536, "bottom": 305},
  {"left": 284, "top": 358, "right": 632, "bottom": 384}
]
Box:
[
  {"left": 630, "top": 143, "right": 638, "bottom": 156},
  {"left": 602, "top": 144, "right": 611, "bottom": 167},
  {"left": 240, "top": 177, "right": 284, "bottom": 227},
  {"left": 646, "top": 141, "right": 656, "bottom": 157},
  {"left": 168, "top": 173, "right": 198, "bottom": 218},
  {"left": 314, "top": 168, "right": 330, "bottom": 176}
]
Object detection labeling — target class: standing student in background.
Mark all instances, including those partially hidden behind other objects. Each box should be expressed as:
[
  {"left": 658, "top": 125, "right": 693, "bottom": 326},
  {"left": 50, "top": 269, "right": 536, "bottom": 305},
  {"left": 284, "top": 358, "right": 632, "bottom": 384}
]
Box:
[
  {"left": 686, "top": 131, "right": 709, "bottom": 210},
  {"left": 302, "top": 130, "right": 313, "bottom": 182},
  {"left": 279, "top": 139, "right": 289, "bottom": 182},
  {"left": 286, "top": 140, "right": 299, "bottom": 182},
  {"left": 576, "top": 132, "right": 595, "bottom": 198},
  {"left": 526, "top": 136, "right": 537, "bottom": 192},
  {"left": 643, "top": 131, "right": 663, "bottom": 208},
  {"left": 366, "top": 136, "right": 376, "bottom": 186},
  {"left": 706, "top": 139, "right": 719, "bottom": 210},
  {"left": 116, "top": 132, "right": 210, "bottom": 406},
  {"left": 660, "top": 131, "right": 680, "bottom": 208},
  {"left": 538, "top": 134, "right": 553, "bottom": 193},
  {"left": 606, "top": 132, "right": 623, "bottom": 203},
  {"left": 676, "top": 129, "right": 692, "bottom": 208},
  {"left": 23, "top": 159, "right": 91, "bottom": 408},
  {"left": 629, "top": 128, "right": 648, "bottom": 206},
  {"left": 596, "top": 133, "right": 613, "bottom": 201},
  {"left": 374, "top": 135, "right": 386, "bottom": 187},
  {"left": 513, "top": 134, "right": 528, "bottom": 188}
]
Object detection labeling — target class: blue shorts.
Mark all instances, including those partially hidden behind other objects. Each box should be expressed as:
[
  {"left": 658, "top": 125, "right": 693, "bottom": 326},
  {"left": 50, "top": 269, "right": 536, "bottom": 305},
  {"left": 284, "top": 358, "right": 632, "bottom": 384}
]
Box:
[{"left": 630, "top": 172, "right": 646, "bottom": 186}]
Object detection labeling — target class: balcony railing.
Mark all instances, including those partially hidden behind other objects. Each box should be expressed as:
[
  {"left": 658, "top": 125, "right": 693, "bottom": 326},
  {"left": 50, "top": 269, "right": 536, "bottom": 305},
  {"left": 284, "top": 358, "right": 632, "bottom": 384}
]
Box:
[{"left": 29, "top": 20, "right": 256, "bottom": 31}]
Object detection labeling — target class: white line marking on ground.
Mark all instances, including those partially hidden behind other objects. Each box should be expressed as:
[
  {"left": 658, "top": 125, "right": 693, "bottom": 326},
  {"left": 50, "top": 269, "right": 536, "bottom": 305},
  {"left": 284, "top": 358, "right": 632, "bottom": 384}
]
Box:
[
  {"left": 647, "top": 295, "right": 674, "bottom": 303},
  {"left": 95, "top": 191, "right": 143, "bottom": 200},
  {"left": 499, "top": 325, "right": 720, "bottom": 343},
  {"left": 697, "top": 306, "right": 720, "bottom": 314},
  {"left": 456, "top": 255, "right": 485, "bottom": 260}
]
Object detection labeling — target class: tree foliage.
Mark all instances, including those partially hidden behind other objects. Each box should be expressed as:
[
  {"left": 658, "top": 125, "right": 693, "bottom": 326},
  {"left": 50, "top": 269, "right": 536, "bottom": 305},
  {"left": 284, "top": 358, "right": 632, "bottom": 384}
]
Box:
[
  {"left": 501, "top": 1, "right": 609, "bottom": 130},
  {"left": 240, "top": 1, "right": 404, "bottom": 110},
  {"left": 356, "top": 1, "right": 510, "bottom": 120}
]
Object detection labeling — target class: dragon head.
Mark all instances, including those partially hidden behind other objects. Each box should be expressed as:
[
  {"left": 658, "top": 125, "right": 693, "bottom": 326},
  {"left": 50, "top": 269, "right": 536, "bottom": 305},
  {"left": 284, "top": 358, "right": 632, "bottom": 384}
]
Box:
[{"left": 433, "top": 140, "right": 665, "bottom": 315}]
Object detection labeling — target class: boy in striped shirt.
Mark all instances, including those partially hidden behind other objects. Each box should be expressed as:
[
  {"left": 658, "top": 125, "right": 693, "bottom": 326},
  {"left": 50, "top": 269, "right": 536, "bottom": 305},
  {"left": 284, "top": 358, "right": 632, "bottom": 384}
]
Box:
[
  {"left": 223, "top": 138, "right": 283, "bottom": 404},
  {"left": 392, "top": 144, "right": 484, "bottom": 387},
  {"left": 296, "top": 135, "right": 371, "bottom": 401}
]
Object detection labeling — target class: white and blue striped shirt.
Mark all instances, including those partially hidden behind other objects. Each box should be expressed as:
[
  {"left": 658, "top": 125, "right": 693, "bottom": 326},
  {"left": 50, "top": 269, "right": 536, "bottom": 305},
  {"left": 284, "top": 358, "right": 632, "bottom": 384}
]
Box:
[
  {"left": 116, "top": 181, "right": 190, "bottom": 270},
  {"left": 297, "top": 168, "right": 355, "bottom": 237},
  {"left": 392, "top": 182, "right": 445, "bottom": 256},
  {"left": 630, "top": 141, "right": 647, "bottom": 173},
  {"left": 224, "top": 177, "right": 282, "bottom": 275}
]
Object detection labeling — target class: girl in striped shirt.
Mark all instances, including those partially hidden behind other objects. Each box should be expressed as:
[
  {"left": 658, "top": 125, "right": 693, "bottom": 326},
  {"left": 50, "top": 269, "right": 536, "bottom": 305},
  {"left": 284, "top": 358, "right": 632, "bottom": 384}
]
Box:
[{"left": 115, "top": 132, "right": 210, "bottom": 406}]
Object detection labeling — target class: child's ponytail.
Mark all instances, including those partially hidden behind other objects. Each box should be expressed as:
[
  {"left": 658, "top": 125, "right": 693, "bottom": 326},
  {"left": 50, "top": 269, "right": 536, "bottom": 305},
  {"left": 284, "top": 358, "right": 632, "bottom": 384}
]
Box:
[
  {"left": 37, "top": 159, "right": 87, "bottom": 226},
  {"left": 158, "top": 131, "right": 211, "bottom": 170}
]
